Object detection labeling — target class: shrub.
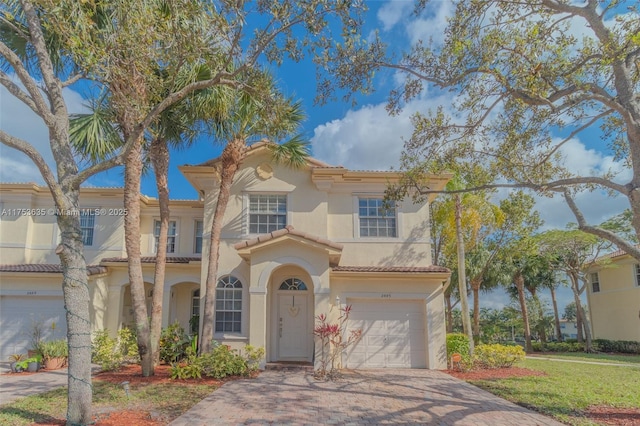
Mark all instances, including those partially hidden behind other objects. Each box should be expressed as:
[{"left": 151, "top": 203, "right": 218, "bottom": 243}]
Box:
[
  {"left": 593, "top": 339, "right": 640, "bottom": 354},
  {"left": 473, "top": 344, "right": 525, "bottom": 369},
  {"left": 446, "top": 333, "right": 471, "bottom": 366},
  {"left": 198, "top": 344, "right": 247, "bottom": 378},
  {"left": 39, "top": 339, "right": 68, "bottom": 360},
  {"left": 532, "top": 341, "right": 585, "bottom": 352},
  {"left": 169, "top": 343, "right": 265, "bottom": 380},
  {"left": 160, "top": 322, "right": 192, "bottom": 363},
  {"left": 92, "top": 328, "right": 139, "bottom": 371}
]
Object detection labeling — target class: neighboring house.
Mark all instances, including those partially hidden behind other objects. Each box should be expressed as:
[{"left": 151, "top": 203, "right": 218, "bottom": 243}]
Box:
[
  {"left": 559, "top": 319, "right": 578, "bottom": 340},
  {"left": 586, "top": 247, "right": 640, "bottom": 342},
  {"left": 0, "top": 143, "right": 452, "bottom": 369}
]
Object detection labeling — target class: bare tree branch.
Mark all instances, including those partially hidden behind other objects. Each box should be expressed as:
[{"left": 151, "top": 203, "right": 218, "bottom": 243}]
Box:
[
  {"left": 62, "top": 73, "right": 83, "bottom": 87},
  {"left": 0, "top": 39, "right": 53, "bottom": 125},
  {"left": 0, "top": 70, "right": 39, "bottom": 114},
  {"left": 563, "top": 189, "right": 640, "bottom": 260},
  {"left": 0, "top": 129, "right": 60, "bottom": 198}
]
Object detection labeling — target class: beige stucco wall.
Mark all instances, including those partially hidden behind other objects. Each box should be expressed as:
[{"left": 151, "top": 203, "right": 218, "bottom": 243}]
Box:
[{"left": 588, "top": 258, "right": 640, "bottom": 342}]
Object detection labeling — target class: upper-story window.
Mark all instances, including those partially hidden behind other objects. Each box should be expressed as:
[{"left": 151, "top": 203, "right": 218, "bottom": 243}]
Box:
[
  {"left": 358, "top": 198, "right": 397, "bottom": 237},
  {"left": 154, "top": 220, "right": 177, "bottom": 253},
  {"left": 590, "top": 272, "right": 600, "bottom": 293},
  {"left": 248, "top": 194, "right": 287, "bottom": 234},
  {"left": 194, "top": 219, "right": 203, "bottom": 254},
  {"left": 80, "top": 210, "right": 96, "bottom": 246},
  {"left": 635, "top": 264, "right": 640, "bottom": 287}
]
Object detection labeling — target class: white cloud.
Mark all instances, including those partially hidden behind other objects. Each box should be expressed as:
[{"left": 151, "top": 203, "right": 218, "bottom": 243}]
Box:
[
  {"left": 405, "top": 1, "right": 454, "bottom": 46},
  {"left": 0, "top": 78, "right": 88, "bottom": 183},
  {"left": 377, "top": 1, "right": 414, "bottom": 32},
  {"left": 312, "top": 99, "right": 630, "bottom": 230}
]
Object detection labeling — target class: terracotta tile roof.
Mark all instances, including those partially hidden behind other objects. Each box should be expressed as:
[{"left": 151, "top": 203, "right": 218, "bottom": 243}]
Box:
[
  {"left": 100, "top": 256, "right": 201, "bottom": 264},
  {"left": 234, "top": 226, "right": 343, "bottom": 251},
  {"left": 332, "top": 265, "right": 450, "bottom": 273},
  {"left": 0, "top": 264, "right": 108, "bottom": 275},
  {"left": 595, "top": 245, "right": 640, "bottom": 261}
]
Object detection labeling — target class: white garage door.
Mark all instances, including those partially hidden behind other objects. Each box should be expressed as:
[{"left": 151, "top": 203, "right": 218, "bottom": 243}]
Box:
[
  {"left": 0, "top": 296, "right": 68, "bottom": 360},
  {"left": 346, "top": 299, "right": 426, "bottom": 369}
]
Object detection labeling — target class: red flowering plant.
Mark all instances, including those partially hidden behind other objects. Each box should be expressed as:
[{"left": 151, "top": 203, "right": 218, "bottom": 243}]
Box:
[{"left": 313, "top": 305, "right": 362, "bottom": 380}]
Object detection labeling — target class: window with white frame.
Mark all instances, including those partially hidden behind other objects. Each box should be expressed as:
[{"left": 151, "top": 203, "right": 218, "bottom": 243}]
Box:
[
  {"left": 635, "top": 264, "right": 640, "bottom": 287},
  {"left": 248, "top": 194, "right": 287, "bottom": 234},
  {"left": 154, "top": 220, "right": 177, "bottom": 253},
  {"left": 194, "top": 220, "right": 203, "bottom": 254},
  {"left": 358, "top": 197, "right": 397, "bottom": 237},
  {"left": 590, "top": 272, "right": 600, "bottom": 293},
  {"left": 80, "top": 210, "right": 96, "bottom": 246},
  {"left": 215, "top": 276, "right": 242, "bottom": 333}
]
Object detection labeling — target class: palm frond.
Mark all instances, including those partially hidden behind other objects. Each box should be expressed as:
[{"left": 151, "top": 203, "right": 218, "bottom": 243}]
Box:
[
  {"left": 69, "top": 100, "right": 123, "bottom": 163},
  {"left": 269, "top": 135, "right": 310, "bottom": 169}
]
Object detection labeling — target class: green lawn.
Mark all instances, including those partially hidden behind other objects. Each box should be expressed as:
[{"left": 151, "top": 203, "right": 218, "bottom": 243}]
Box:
[
  {"left": 468, "top": 359, "right": 640, "bottom": 425},
  {"left": 0, "top": 380, "right": 215, "bottom": 426},
  {"left": 529, "top": 352, "right": 640, "bottom": 365}
]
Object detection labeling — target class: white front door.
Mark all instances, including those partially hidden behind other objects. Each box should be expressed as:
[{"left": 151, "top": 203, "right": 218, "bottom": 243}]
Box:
[{"left": 277, "top": 293, "right": 308, "bottom": 360}]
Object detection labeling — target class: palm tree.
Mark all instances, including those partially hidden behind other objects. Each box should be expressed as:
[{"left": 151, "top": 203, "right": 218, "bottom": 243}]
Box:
[
  {"left": 199, "top": 78, "right": 308, "bottom": 354},
  {"left": 70, "top": 66, "right": 230, "bottom": 374}
]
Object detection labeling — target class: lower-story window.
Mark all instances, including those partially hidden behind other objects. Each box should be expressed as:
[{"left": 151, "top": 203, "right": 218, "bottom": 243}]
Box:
[{"left": 215, "top": 276, "right": 243, "bottom": 333}]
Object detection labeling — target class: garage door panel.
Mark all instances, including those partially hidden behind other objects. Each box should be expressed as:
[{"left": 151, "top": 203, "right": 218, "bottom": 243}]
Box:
[
  {"left": 0, "top": 296, "right": 67, "bottom": 360},
  {"left": 346, "top": 299, "right": 426, "bottom": 369}
]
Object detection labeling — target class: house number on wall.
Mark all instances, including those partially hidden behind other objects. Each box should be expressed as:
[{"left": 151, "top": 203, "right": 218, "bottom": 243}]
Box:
[
  {"left": 380, "top": 293, "right": 391, "bottom": 298},
  {"left": 26, "top": 291, "right": 37, "bottom": 295}
]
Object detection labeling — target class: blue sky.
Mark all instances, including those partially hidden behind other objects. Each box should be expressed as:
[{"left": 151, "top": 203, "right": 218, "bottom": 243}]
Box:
[{"left": 1, "top": 0, "right": 627, "bottom": 311}]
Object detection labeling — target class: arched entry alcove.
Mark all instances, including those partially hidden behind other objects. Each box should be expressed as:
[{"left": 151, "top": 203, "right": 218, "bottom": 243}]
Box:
[{"left": 267, "top": 264, "right": 314, "bottom": 362}]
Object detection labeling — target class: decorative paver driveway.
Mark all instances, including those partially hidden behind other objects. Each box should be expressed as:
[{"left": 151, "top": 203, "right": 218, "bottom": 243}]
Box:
[{"left": 170, "top": 369, "right": 562, "bottom": 425}]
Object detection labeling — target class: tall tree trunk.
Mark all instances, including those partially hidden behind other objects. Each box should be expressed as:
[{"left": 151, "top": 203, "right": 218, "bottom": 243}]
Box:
[
  {"left": 200, "top": 139, "right": 245, "bottom": 354},
  {"left": 56, "top": 189, "right": 93, "bottom": 425},
  {"left": 149, "top": 139, "right": 170, "bottom": 366},
  {"left": 471, "top": 278, "right": 481, "bottom": 341},
  {"left": 445, "top": 293, "right": 453, "bottom": 333},
  {"left": 570, "top": 274, "right": 593, "bottom": 351},
  {"left": 454, "top": 194, "right": 474, "bottom": 354},
  {"left": 124, "top": 142, "right": 154, "bottom": 375},
  {"left": 550, "top": 285, "right": 562, "bottom": 341},
  {"left": 514, "top": 272, "right": 533, "bottom": 353}
]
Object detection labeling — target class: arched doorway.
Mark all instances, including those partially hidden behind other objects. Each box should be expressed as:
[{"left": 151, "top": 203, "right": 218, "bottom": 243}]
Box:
[{"left": 269, "top": 267, "right": 314, "bottom": 362}]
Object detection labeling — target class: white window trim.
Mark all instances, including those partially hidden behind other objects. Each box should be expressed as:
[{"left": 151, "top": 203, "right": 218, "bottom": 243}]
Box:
[
  {"left": 153, "top": 218, "right": 179, "bottom": 254},
  {"left": 242, "top": 192, "right": 291, "bottom": 236},
  {"left": 352, "top": 195, "right": 401, "bottom": 240},
  {"left": 53, "top": 207, "right": 99, "bottom": 247},
  {"left": 213, "top": 272, "right": 249, "bottom": 339},
  {"left": 194, "top": 219, "right": 204, "bottom": 254}
]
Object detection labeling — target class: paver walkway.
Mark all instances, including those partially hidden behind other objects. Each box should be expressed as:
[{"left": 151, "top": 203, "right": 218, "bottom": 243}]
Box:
[
  {"left": 171, "top": 369, "right": 562, "bottom": 425},
  {"left": 0, "top": 368, "right": 69, "bottom": 405}
]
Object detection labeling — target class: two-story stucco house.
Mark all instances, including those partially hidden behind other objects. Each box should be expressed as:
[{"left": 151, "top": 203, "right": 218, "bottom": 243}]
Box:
[
  {"left": 0, "top": 143, "right": 452, "bottom": 369},
  {"left": 586, "top": 247, "right": 640, "bottom": 342}
]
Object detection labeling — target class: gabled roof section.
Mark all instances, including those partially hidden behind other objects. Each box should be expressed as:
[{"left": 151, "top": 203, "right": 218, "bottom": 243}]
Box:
[
  {"left": 234, "top": 225, "right": 343, "bottom": 265},
  {"left": 594, "top": 245, "right": 640, "bottom": 262},
  {"left": 192, "top": 141, "right": 333, "bottom": 168},
  {"left": 0, "top": 264, "right": 108, "bottom": 276}
]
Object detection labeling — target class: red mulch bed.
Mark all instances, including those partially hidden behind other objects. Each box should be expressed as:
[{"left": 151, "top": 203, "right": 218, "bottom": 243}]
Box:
[
  {"left": 32, "top": 364, "right": 226, "bottom": 425},
  {"left": 445, "top": 367, "right": 547, "bottom": 380},
  {"left": 584, "top": 406, "right": 640, "bottom": 426}
]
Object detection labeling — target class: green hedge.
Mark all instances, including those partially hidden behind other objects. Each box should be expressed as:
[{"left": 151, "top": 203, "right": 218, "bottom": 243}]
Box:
[
  {"left": 593, "top": 339, "right": 640, "bottom": 354},
  {"left": 532, "top": 342, "right": 585, "bottom": 352}
]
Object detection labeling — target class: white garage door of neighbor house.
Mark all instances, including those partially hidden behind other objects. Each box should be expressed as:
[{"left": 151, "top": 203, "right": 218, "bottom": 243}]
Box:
[
  {"left": 0, "top": 295, "right": 68, "bottom": 360},
  {"left": 346, "top": 299, "right": 427, "bottom": 369}
]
